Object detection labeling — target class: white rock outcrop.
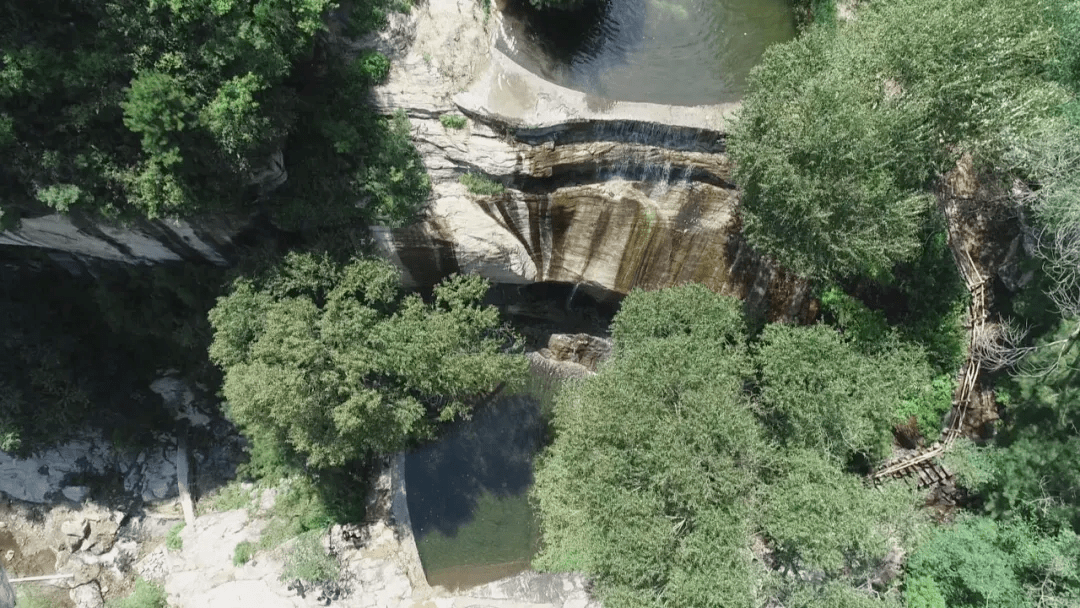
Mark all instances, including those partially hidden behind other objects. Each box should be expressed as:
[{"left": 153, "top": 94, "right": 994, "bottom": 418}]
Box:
[
  {"left": 364, "top": 0, "right": 812, "bottom": 318},
  {"left": 0, "top": 213, "right": 245, "bottom": 265}
]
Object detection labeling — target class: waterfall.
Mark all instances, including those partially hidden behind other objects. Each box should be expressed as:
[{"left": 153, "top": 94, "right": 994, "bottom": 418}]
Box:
[{"left": 566, "top": 282, "right": 582, "bottom": 311}]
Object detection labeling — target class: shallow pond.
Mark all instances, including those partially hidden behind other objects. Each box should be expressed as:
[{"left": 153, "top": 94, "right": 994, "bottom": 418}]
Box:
[
  {"left": 405, "top": 374, "right": 559, "bottom": 590},
  {"left": 498, "top": 0, "right": 796, "bottom": 105}
]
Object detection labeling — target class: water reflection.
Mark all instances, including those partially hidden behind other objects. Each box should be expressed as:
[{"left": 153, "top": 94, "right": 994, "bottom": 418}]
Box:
[
  {"left": 497, "top": 0, "right": 796, "bottom": 105},
  {"left": 405, "top": 390, "right": 551, "bottom": 589}
]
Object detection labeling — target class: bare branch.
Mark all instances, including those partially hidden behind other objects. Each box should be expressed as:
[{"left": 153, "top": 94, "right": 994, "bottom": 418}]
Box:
[{"left": 970, "top": 318, "right": 1034, "bottom": 371}]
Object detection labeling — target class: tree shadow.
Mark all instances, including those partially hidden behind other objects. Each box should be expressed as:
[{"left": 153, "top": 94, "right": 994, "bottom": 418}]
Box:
[{"left": 404, "top": 395, "right": 545, "bottom": 541}]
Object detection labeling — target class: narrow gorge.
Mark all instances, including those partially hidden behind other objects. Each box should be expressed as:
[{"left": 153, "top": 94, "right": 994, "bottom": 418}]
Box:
[{"left": 0, "top": 0, "right": 824, "bottom": 606}]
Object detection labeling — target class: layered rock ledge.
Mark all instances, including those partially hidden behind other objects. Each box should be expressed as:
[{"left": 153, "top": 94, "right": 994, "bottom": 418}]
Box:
[
  {"left": 365, "top": 0, "right": 810, "bottom": 319},
  {"left": 0, "top": 0, "right": 812, "bottom": 321}
]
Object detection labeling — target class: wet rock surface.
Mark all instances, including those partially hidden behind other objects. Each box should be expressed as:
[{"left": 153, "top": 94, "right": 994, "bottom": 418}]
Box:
[{"left": 363, "top": 0, "right": 811, "bottom": 321}]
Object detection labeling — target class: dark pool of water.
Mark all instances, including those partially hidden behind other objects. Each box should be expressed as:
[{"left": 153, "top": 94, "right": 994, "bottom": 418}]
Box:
[
  {"left": 497, "top": 0, "right": 796, "bottom": 105},
  {"left": 405, "top": 388, "right": 554, "bottom": 589}
]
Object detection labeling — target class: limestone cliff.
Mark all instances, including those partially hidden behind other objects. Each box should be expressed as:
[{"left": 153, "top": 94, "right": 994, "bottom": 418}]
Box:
[
  {"left": 0, "top": 212, "right": 248, "bottom": 265},
  {"left": 0, "top": 0, "right": 813, "bottom": 320},
  {"left": 365, "top": 0, "right": 812, "bottom": 319}
]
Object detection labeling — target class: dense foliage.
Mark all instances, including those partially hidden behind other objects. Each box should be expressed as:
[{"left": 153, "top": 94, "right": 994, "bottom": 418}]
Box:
[
  {"left": 904, "top": 517, "right": 1080, "bottom": 608},
  {"left": 0, "top": 0, "right": 429, "bottom": 229},
  {"left": 208, "top": 252, "right": 527, "bottom": 467},
  {"left": 729, "top": 0, "right": 1064, "bottom": 279},
  {"left": 0, "top": 258, "right": 222, "bottom": 454},
  {"left": 533, "top": 285, "right": 926, "bottom": 607},
  {"left": 722, "top": 0, "right": 1080, "bottom": 605},
  {"left": 984, "top": 320, "right": 1080, "bottom": 533}
]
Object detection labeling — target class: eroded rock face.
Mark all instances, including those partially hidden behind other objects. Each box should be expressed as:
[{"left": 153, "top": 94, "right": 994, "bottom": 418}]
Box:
[
  {"left": 0, "top": 0, "right": 812, "bottom": 323},
  {"left": 541, "top": 334, "right": 613, "bottom": 372},
  {"left": 0, "top": 213, "right": 247, "bottom": 265},
  {"left": 367, "top": 0, "right": 812, "bottom": 320}
]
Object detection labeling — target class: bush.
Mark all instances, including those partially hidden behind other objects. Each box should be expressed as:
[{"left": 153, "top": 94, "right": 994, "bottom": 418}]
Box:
[
  {"left": 233, "top": 541, "right": 256, "bottom": 566},
  {"left": 358, "top": 110, "right": 432, "bottom": 227},
  {"left": 893, "top": 374, "right": 954, "bottom": 441},
  {"left": 165, "top": 522, "right": 185, "bottom": 550},
  {"left": 258, "top": 476, "right": 333, "bottom": 550},
  {"left": 107, "top": 578, "right": 168, "bottom": 608},
  {"left": 439, "top": 114, "right": 468, "bottom": 129},
  {"left": 459, "top": 173, "right": 505, "bottom": 196},
  {"left": 356, "top": 51, "right": 391, "bottom": 85},
  {"left": 198, "top": 482, "right": 254, "bottom": 515},
  {"left": 729, "top": 0, "right": 1063, "bottom": 279},
  {"left": 281, "top": 531, "right": 339, "bottom": 583}
]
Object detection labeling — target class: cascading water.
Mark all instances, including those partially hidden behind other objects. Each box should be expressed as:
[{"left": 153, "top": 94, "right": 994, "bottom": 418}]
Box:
[{"left": 398, "top": 0, "right": 807, "bottom": 593}]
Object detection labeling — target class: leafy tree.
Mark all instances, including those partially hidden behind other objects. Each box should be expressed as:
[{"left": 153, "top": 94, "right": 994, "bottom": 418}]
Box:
[
  {"left": 729, "top": 0, "right": 1063, "bottom": 279},
  {"left": 533, "top": 285, "right": 927, "bottom": 607},
  {"left": 984, "top": 320, "right": 1080, "bottom": 533},
  {"left": 771, "top": 580, "right": 903, "bottom": 608},
  {"left": 208, "top": 253, "right": 526, "bottom": 468},
  {"left": 533, "top": 286, "right": 766, "bottom": 607},
  {"left": 905, "top": 517, "right": 1080, "bottom": 608},
  {"left": 0, "top": 0, "right": 428, "bottom": 227},
  {"left": 754, "top": 323, "right": 929, "bottom": 463},
  {"left": 761, "top": 450, "right": 922, "bottom": 577}
]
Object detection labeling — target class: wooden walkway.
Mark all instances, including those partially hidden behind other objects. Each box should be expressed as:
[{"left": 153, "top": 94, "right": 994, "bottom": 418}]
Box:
[
  {"left": 872, "top": 443, "right": 952, "bottom": 487},
  {"left": 871, "top": 200, "right": 993, "bottom": 488}
]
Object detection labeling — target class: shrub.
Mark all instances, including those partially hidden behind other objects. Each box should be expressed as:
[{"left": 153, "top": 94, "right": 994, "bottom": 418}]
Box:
[
  {"left": 356, "top": 51, "right": 391, "bottom": 85},
  {"left": 165, "top": 522, "right": 185, "bottom": 550},
  {"left": 107, "top": 578, "right": 168, "bottom": 608},
  {"left": 459, "top": 173, "right": 505, "bottom": 196},
  {"left": 233, "top": 541, "right": 256, "bottom": 566},
  {"left": 198, "top": 482, "right": 254, "bottom": 515},
  {"left": 893, "top": 373, "right": 954, "bottom": 441},
  {"left": 258, "top": 477, "right": 333, "bottom": 550},
  {"left": 439, "top": 114, "right": 467, "bottom": 129},
  {"left": 281, "top": 530, "right": 339, "bottom": 583},
  {"left": 359, "top": 110, "right": 432, "bottom": 227}
]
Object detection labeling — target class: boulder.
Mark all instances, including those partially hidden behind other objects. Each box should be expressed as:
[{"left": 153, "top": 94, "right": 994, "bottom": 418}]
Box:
[
  {"left": 70, "top": 581, "right": 104, "bottom": 608},
  {"left": 542, "top": 334, "right": 613, "bottom": 372}
]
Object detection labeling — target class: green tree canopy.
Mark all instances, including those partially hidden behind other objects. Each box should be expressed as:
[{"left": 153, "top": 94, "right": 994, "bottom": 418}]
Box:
[
  {"left": 533, "top": 285, "right": 925, "bottom": 608},
  {"left": 0, "top": 0, "right": 428, "bottom": 227},
  {"left": 905, "top": 517, "right": 1080, "bottom": 608},
  {"left": 761, "top": 450, "right": 920, "bottom": 577},
  {"left": 754, "top": 323, "right": 930, "bottom": 464},
  {"left": 729, "top": 0, "right": 1064, "bottom": 278},
  {"left": 533, "top": 286, "right": 765, "bottom": 607},
  {"left": 208, "top": 253, "right": 527, "bottom": 468},
  {"left": 983, "top": 320, "right": 1080, "bottom": 533}
]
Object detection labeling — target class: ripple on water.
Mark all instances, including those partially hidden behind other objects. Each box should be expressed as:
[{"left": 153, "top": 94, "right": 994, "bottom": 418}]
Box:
[{"left": 497, "top": 0, "right": 796, "bottom": 106}]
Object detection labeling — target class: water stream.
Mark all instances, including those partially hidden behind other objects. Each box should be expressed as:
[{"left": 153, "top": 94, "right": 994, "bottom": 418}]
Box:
[{"left": 497, "top": 0, "right": 796, "bottom": 105}]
